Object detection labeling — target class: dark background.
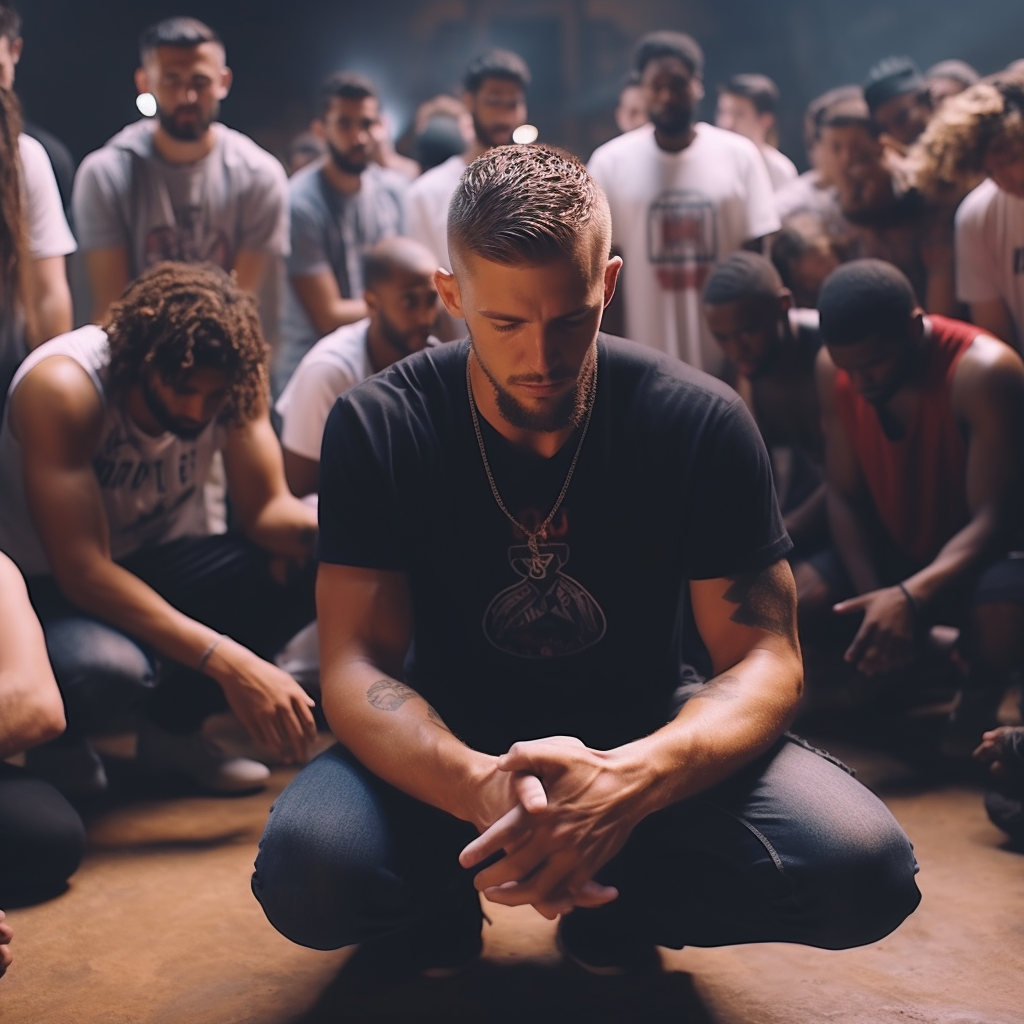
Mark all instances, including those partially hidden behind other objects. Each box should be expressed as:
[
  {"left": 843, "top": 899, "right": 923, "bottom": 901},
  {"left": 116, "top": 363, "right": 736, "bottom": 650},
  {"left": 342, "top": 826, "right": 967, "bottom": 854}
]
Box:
[{"left": 14, "top": 0, "right": 1024, "bottom": 169}]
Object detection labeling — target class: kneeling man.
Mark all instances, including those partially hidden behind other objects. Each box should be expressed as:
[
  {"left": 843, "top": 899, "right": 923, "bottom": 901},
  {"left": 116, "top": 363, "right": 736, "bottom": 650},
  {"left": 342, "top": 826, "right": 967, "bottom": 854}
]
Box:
[{"left": 252, "top": 147, "right": 920, "bottom": 975}]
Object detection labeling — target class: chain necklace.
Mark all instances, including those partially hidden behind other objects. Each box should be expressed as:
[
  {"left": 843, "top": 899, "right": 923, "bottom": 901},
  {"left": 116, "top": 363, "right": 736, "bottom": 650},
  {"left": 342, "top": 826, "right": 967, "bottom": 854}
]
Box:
[{"left": 466, "top": 350, "right": 597, "bottom": 579}]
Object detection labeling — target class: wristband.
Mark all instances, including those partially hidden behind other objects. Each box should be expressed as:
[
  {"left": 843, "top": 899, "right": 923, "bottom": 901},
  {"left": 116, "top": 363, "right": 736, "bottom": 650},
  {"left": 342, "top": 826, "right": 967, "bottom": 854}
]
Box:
[
  {"left": 897, "top": 582, "right": 920, "bottom": 624},
  {"left": 197, "top": 634, "right": 227, "bottom": 672}
]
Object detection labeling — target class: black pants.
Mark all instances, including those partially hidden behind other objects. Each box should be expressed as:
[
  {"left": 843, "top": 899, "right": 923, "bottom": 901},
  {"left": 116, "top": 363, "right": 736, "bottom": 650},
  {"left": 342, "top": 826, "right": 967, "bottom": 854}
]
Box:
[
  {"left": 0, "top": 762, "right": 86, "bottom": 907},
  {"left": 27, "top": 535, "right": 317, "bottom": 736}
]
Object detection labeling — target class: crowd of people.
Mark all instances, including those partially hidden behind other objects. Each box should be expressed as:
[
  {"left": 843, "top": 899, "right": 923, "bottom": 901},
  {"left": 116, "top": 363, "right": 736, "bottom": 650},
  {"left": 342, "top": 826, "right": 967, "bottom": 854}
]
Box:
[{"left": 1, "top": 5, "right": 1022, "bottom": 984}]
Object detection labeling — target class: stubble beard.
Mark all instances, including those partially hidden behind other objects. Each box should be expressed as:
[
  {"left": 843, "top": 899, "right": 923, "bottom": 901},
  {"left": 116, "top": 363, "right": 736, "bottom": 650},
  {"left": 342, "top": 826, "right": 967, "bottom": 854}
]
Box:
[{"left": 469, "top": 339, "right": 596, "bottom": 433}]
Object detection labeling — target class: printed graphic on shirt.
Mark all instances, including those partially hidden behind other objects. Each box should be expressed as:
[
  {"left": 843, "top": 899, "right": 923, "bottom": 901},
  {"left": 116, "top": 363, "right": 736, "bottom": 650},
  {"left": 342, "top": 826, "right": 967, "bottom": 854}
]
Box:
[
  {"left": 647, "top": 190, "right": 718, "bottom": 291},
  {"left": 483, "top": 540, "right": 607, "bottom": 659},
  {"left": 144, "top": 207, "right": 230, "bottom": 270}
]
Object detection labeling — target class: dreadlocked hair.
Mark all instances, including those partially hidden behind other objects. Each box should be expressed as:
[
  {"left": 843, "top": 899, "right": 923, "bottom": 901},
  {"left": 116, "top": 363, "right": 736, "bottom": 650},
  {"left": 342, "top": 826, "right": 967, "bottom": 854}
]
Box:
[
  {"left": 105, "top": 262, "right": 268, "bottom": 426},
  {"left": 0, "top": 86, "right": 27, "bottom": 323},
  {"left": 906, "top": 72, "right": 1024, "bottom": 200}
]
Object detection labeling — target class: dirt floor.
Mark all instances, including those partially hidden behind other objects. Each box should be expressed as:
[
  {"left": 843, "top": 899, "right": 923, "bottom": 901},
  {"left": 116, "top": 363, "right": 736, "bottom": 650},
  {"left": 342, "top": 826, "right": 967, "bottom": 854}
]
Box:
[{"left": 2, "top": 720, "right": 1023, "bottom": 1024}]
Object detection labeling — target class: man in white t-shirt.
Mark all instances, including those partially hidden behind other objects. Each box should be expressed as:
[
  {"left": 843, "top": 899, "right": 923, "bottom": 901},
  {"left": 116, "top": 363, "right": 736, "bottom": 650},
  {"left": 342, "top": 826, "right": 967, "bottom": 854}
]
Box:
[
  {"left": 715, "top": 73, "right": 798, "bottom": 192},
  {"left": 949, "top": 75, "right": 1024, "bottom": 351},
  {"left": 588, "top": 32, "right": 779, "bottom": 376},
  {"left": 277, "top": 237, "right": 440, "bottom": 498},
  {"left": 72, "top": 16, "right": 288, "bottom": 324},
  {"left": 406, "top": 49, "right": 529, "bottom": 341}
]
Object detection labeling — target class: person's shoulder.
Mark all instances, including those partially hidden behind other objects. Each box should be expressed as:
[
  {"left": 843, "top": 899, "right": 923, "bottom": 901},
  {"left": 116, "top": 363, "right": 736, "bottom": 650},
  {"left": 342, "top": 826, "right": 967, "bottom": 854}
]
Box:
[
  {"left": 366, "top": 163, "right": 410, "bottom": 192},
  {"left": 601, "top": 334, "right": 741, "bottom": 422},
  {"left": 343, "top": 340, "right": 464, "bottom": 415},
  {"left": 955, "top": 178, "right": 1002, "bottom": 225},
  {"left": 17, "top": 132, "right": 50, "bottom": 172},
  {"left": 76, "top": 123, "right": 146, "bottom": 180},
  {"left": 303, "top": 319, "right": 370, "bottom": 371},
  {"left": 695, "top": 122, "right": 762, "bottom": 162},
  {"left": 589, "top": 123, "right": 655, "bottom": 164},
  {"left": 215, "top": 124, "right": 287, "bottom": 183},
  {"left": 408, "top": 154, "right": 465, "bottom": 198}
]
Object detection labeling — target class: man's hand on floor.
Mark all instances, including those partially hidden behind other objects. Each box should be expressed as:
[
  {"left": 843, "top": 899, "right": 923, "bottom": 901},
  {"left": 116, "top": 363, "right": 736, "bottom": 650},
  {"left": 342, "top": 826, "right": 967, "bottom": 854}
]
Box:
[{"left": 460, "top": 735, "right": 651, "bottom": 920}]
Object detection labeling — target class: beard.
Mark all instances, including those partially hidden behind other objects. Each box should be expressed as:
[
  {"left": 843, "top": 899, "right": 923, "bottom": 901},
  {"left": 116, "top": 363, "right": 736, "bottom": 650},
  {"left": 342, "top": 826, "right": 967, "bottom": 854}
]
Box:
[
  {"left": 377, "top": 308, "right": 430, "bottom": 360},
  {"left": 140, "top": 376, "right": 210, "bottom": 441},
  {"left": 649, "top": 106, "right": 693, "bottom": 137},
  {"left": 157, "top": 100, "right": 218, "bottom": 142},
  {"left": 472, "top": 114, "right": 514, "bottom": 150},
  {"left": 470, "top": 339, "right": 596, "bottom": 433},
  {"left": 327, "top": 138, "right": 369, "bottom": 175}
]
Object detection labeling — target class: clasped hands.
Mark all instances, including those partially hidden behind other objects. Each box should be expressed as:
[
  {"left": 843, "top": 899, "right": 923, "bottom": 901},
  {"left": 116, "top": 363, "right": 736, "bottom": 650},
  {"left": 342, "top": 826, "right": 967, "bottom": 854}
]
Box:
[{"left": 461, "top": 736, "right": 647, "bottom": 921}]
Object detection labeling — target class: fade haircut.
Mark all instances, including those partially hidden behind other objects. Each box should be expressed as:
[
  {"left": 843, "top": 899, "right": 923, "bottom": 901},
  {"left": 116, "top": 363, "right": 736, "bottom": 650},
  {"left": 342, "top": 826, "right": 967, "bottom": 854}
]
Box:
[
  {"left": 105, "top": 262, "right": 268, "bottom": 426},
  {"left": 907, "top": 72, "right": 1024, "bottom": 199},
  {"left": 0, "top": 4, "right": 20, "bottom": 44},
  {"left": 317, "top": 71, "right": 377, "bottom": 118},
  {"left": 720, "top": 74, "right": 780, "bottom": 116},
  {"left": 818, "top": 259, "right": 917, "bottom": 347},
  {"left": 703, "top": 252, "right": 783, "bottom": 307},
  {"left": 139, "top": 17, "right": 222, "bottom": 62},
  {"left": 463, "top": 49, "right": 530, "bottom": 95},
  {"left": 634, "top": 31, "right": 704, "bottom": 78},
  {"left": 448, "top": 144, "right": 611, "bottom": 275}
]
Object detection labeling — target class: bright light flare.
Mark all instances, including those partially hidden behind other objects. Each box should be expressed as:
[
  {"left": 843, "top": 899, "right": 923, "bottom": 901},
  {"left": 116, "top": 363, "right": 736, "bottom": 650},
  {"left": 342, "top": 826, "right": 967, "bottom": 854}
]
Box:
[
  {"left": 512, "top": 124, "right": 539, "bottom": 145},
  {"left": 136, "top": 93, "right": 157, "bottom": 117}
]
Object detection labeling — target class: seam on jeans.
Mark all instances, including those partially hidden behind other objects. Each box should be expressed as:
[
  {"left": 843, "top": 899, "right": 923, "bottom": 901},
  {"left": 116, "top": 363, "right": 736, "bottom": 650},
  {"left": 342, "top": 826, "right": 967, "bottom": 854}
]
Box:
[{"left": 718, "top": 806, "right": 786, "bottom": 874}]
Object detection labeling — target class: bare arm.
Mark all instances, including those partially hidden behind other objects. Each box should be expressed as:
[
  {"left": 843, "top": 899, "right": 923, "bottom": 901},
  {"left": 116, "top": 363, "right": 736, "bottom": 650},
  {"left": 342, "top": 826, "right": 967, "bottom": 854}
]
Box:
[
  {"left": 0, "top": 553, "right": 66, "bottom": 759},
  {"left": 83, "top": 247, "right": 130, "bottom": 324},
  {"left": 232, "top": 250, "right": 272, "bottom": 296},
  {"left": 969, "top": 298, "right": 1019, "bottom": 353},
  {"left": 10, "top": 361, "right": 314, "bottom": 760},
  {"left": 903, "top": 337, "right": 1024, "bottom": 607},
  {"left": 283, "top": 447, "right": 320, "bottom": 499},
  {"left": 222, "top": 409, "right": 318, "bottom": 559},
  {"left": 23, "top": 256, "right": 72, "bottom": 349},
  {"left": 317, "top": 563, "right": 537, "bottom": 829},
  {"left": 290, "top": 270, "right": 368, "bottom": 337},
  {"left": 817, "top": 347, "right": 883, "bottom": 594}
]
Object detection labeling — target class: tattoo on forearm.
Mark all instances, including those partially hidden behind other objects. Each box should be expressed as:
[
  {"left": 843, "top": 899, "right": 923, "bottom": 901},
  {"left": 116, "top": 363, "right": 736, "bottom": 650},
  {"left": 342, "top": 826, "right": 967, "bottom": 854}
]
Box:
[
  {"left": 723, "top": 562, "right": 799, "bottom": 652},
  {"left": 689, "top": 674, "right": 742, "bottom": 702},
  {"left": 365, "top": 678, "right": 451, "bottom": 732},
  {"left": 366, "top": 679, "right": 419, "bottom": 712}
]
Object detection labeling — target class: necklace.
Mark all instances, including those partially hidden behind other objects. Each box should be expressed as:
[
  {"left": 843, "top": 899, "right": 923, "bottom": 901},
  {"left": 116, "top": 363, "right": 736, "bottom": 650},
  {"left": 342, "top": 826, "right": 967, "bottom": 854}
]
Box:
[{"left": 466, "top": 349, "right": 597, "bottom": 579}]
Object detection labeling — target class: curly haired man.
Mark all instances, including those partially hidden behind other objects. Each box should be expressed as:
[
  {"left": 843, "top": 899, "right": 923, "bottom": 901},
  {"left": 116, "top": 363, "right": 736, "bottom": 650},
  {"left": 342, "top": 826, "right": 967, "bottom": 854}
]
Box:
[{"left": 0, "top": 262, "right": 318, "bottom": 796}]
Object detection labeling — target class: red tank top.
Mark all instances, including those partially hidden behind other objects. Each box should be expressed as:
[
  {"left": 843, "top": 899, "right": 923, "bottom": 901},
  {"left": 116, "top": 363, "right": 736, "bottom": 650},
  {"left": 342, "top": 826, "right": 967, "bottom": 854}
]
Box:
[{"left": 833, "top": 315, "right": 975, "bottom": 568}]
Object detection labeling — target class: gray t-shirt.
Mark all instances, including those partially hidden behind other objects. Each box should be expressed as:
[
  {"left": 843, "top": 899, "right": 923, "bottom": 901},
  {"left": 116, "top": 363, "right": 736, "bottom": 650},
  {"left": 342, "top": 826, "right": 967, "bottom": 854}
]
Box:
[
  {"left": 72, "top": 119, "right": 289, "bottom": 275},
  {"left": 275, "top": 159, "right": 406, "bottom": 395}
]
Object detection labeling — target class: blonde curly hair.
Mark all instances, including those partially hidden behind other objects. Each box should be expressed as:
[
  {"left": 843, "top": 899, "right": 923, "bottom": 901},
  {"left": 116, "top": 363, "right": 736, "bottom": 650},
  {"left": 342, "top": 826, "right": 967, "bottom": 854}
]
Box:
[{"left": 906, "top": 72, "right": 1024, "bottom": 200}]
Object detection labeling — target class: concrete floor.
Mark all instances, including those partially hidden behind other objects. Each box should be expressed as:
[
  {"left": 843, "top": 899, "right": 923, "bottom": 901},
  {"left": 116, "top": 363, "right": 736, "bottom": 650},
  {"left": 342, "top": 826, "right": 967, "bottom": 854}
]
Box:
[{"left": 2, "top": 723, "right": 1023, "bottom": 1024}]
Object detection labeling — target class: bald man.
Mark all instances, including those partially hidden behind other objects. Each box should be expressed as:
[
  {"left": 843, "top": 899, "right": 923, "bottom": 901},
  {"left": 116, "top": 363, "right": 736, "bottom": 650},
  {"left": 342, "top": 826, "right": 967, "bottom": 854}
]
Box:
[{"left": 276, "top": 236, "right": 441, "bottom": 498}]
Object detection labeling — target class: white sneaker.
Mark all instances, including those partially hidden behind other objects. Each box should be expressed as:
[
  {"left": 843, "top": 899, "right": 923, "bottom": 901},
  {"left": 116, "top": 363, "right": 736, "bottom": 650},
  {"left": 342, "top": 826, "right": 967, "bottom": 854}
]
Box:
[
  {"left": 135, "top": 721, "right": 270, "bottom": 794},
  {"left": 25, "top": 739, "right": 108, "bottom": 798}
]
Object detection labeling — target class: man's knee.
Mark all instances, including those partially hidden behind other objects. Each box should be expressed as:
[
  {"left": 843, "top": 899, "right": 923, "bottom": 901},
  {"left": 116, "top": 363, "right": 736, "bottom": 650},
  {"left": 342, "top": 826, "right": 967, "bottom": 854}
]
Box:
[{"left": 43, "top": 617, "right": 155, "bottom": 732}]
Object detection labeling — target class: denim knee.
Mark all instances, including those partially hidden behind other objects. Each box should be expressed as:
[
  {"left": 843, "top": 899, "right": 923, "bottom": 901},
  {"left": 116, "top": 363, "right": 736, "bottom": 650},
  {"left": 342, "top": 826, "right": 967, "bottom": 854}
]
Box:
[{"left": 43, "top": 616, "right": 155, "bottom": 733}]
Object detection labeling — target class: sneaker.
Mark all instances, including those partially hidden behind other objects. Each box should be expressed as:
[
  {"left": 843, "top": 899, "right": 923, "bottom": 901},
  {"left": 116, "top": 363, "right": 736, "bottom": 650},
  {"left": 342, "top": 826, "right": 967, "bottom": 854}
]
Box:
[
  {"left": 25, "top": 739, "right": 108, "bottom": 798},
  {"left": 135, "top": 720, "right": 270, "bottom": 795},
  {"left": 556, "top": 905, "right": 660, "bottom": 976}
]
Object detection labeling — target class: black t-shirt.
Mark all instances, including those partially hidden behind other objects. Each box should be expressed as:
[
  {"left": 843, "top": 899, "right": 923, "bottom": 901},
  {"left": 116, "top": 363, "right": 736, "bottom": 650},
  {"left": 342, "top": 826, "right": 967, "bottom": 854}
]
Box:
[{"left": 319, "top": 336, "right": 791, "bottom": 755}]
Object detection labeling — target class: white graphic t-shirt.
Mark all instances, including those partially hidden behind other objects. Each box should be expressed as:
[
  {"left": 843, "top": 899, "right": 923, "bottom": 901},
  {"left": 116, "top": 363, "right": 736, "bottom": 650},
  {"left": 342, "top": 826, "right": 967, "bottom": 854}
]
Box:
[
  {"left": 0, "top": 325, "right": 226, "bottom": 577},
  {"left": 588, "top": 122, "right": 779, "bottom": 375}
]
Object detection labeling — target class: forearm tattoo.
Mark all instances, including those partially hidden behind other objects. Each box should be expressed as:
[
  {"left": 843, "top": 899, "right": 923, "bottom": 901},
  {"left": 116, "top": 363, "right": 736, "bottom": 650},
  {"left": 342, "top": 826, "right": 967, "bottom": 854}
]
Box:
[
  {"left": 689, "top": 674, "right": 742, "bottom": 702},
  {"left": 722, "top": 562, "right": 799, "bottom": 653},
  {"left": 366, "top": 679, "right": 450, "bottom": 731}
]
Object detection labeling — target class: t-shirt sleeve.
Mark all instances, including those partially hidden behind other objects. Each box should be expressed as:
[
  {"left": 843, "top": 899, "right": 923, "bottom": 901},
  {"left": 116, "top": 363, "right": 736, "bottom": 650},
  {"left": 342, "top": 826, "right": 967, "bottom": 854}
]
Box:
[
  {"left": 239, "top": 159, "right": 290, "bottom": 257},
  {"left": 955, "top": 188, "right": 1000, "bottom": 304},
  {"left": 286, "top": 186, "right": 331, "bottom": 278},
  {"left": 739, "top": 142, "right": 781, "bottom": 242},
  {"left": 71, "top": 149, "right": 130, "bottom": 252},
  {"left": 279, "top": 358, "right": 359, "bottom": 463},
  {"left": 19, "top": 135, "right": 76, "bottom": 259},
  {"left": 684, "top": 395, "right": 792, "bottom": 580},
  {"left": 317, "top": 393, "right": 409, "bottom": 569}
]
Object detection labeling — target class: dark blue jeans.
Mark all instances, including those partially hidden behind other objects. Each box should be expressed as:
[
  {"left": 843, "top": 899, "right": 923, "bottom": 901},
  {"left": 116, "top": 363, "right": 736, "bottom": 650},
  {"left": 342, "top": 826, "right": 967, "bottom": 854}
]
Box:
[
  {"left": 251, "top": 735, "right": 921, "bottom": 953},
  {"left": 28, "top": 534, "right": 317, "bottom": 736}
]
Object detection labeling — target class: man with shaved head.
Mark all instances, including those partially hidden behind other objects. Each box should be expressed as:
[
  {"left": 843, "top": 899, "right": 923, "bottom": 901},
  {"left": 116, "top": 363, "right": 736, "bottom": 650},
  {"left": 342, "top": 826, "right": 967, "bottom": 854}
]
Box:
[
  {"left": 253, "top": 145, "right": 919, "bottom": 978},
  {"left": 276, "top": 236, "right": 440, "bottom": 499}
]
